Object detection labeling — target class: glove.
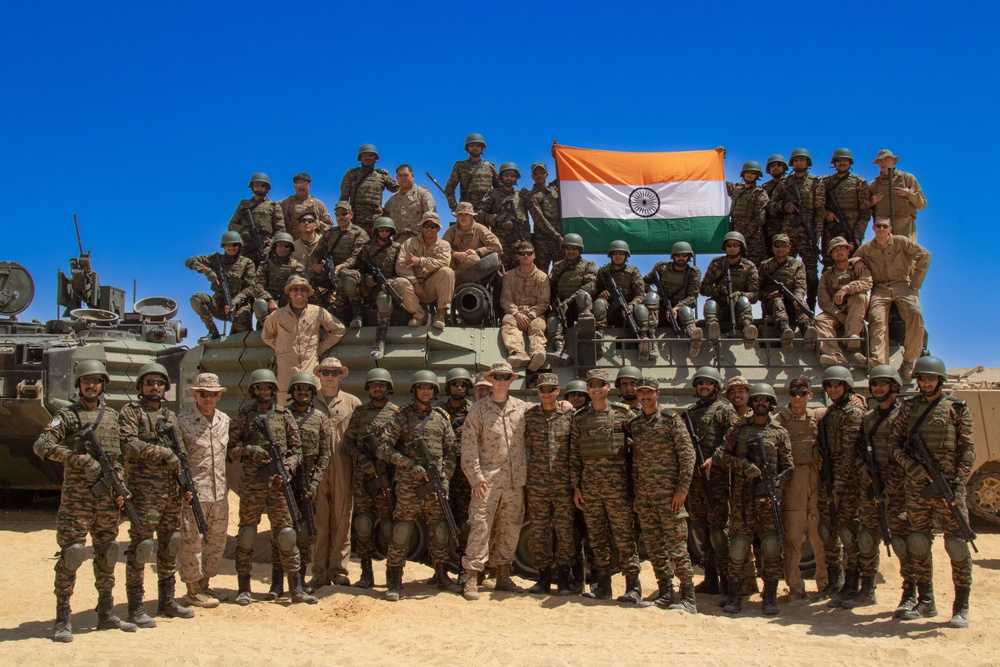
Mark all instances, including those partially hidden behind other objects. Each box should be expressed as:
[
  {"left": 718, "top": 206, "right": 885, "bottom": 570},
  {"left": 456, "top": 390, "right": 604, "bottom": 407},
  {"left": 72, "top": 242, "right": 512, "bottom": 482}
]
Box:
[
  {"left": 308, "top": 481, "right": 320, "bottom": 498},
  {"left": 952, "top": 484, "right": 967, "bottom": 507},
  {"left": 597, "top": 291, "right": 610, "bottom": 302},
  {"left": 410, "top": 464, "right": 427, "bottom": 480},
  {"left": 440, "top": 479, "right": 450, "bottom": 497},
  {"left": 744, "top": 463, "right": 762, "bottom": 480},
  {"left": 245, "top": 446, "right": 270, "bottom": 464},
  {"left": 74, "top": 454, "right": 103, "bottom": 480},
  {"left": 358, "top": 459, "right": 377, "bottom": 477}
]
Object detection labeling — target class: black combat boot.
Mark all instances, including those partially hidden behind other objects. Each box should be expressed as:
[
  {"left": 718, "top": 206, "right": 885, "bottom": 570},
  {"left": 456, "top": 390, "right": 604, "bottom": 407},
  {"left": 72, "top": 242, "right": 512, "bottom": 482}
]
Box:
[
  {"left": 529, "top": 567, "right": 552, "bottom": 595},
  {"left": 842, "top": 576, "right": 877, "bottom": 609},
  {"left": 694, "top": 563, "right": 720, "bottom": 595},
  {"left": 53, "top": 597, "right": 72, "bottom": 643},
  {"left": 96, "top": 594, "right": 137, "bottom": 632},
  {"left": 264, "top": 566, "right": 285, "bottom": 601},
  {"left": 761, "top": 579, "right": 779, "bottom": 616},
  {"left": 435, "top": 564, "right": 461, "bottom": 593},
  {"left": 157, "top": 577, "right": 195, "bottom": 618},
  {"left": 950, "top": 587, "right": 970, "bottom": 628},
  {"left": 206, "top": 321, "right": 221, "bottom": 340},
  {"left": 583, "top": 571, "right": 611, "bottom": 600},
  {"left": 717, "top": 572, "right": 730, "bottom": 608},
  {"left": 385, "top": 566, "right": 402, "bottom": 602},
  {"left": 643, "top": 580, "right": 673, "bottom": 609},
  {"left": 556, "top": 567, "right": 573, "bottom": 597},
  {"left": 354, "top": 558, "right": 374, "bottom": 589},
  {"left": 828, "top": 569, "right": 860, "bottom": 608},
  {"left": 300, "top": 566, "right": 314, "bottom": 595},
  {"left": 494, "top": 564, "right": 523, "bottom": 593},
  {"left": 616, "top": 574, "right": 642, "bottom": 604},
  {"left": 552, "top": 339, "right": 565, "bottom": 355},
  {"left": 288, "top": 571, "right": 318, "bottom": 604},
  {"left": 235, "top": 574, "right": 252, "bottom": 606},
  {"left": 900, "top": 582, "right": 937, "bottom": 620},
  {"left": 723, "top": 578, "right": 743, "bottom": 614},
  {"left": 894, "top": 580, "right": 917, "bottom": 618},
  {"left": 668, "top": 582, "right": 698, "bottom": 614},
  {"left": 349, "top": 301, "right": 363, "bottom": 329},
  {"left": 126, "top": 584, "right": 156, "bottom": 628},
  {"left": 571, "top": 558, "right": 585, "bottom": 595},
  {"left": 816, "top": 564, "right": 843, "bottom": 601}
]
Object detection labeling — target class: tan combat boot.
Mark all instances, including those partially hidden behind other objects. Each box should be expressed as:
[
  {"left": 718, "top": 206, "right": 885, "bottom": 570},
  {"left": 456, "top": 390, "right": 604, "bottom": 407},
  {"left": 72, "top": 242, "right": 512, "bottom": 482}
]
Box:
[{"left": 463, "top": 569, "right": 481, "bottom": 600}]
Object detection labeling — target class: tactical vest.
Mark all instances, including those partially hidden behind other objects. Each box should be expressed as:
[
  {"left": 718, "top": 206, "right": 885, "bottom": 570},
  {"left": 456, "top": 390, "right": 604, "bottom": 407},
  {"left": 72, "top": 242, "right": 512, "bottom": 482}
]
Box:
[
  {"left": 602, "top": 265, "right": 640, "bottom": 294},
  {"left": 240, "top": 406, "right": 289, "bottom": 454},
  {"left": 655, "top": 263, "right": 695, "bottom": 303},
  {"left": 437, "top": 399, "right": 471, "bottom": 442},
  {"left": 823, "top": 402, "right": 860, "bottom": 458},
  {"left": 294, "top": 409, "right": 324, "bottom": 464},
  {"left": 825, "top": 173, "right": 863, "bottom": 216},
  {"left": 862, "top": 402, "right": 900, "bottom": 472},
  {"left": 324, "top": 225, "right": 364, "bottom": 265},
  {"left": 577, "top": 407, "right": 626, "bottom": 460},
  {"left": 686, "top": 399, "right": 725, "bottom": 456},
  {"left": 781, "top": 174, "right": 821, "bottom": 219},
  {"left": 237, "top": 199, "right": 281, "bottom": 239},
  {"left": 730, "top": 184, "right": 760, "bottom": 223},
  {"left": 72, "top": 405, "right": 121, "bottom": 456},
  {"left": 734, "top": 424, "right": 778, "bottom": 469},
  {"left": 218, "top": 255, "right": 251, "bottom": 298},
  {"left": 351, "top": 169, "right": 391, "bottom": 207},
  {"left": 362, "top": 241, "right": 400, "bottom": 277},
  {"left": 778, "top": 408, "right": 819, "bottom": 465},
  {"left": 489, "top": 190, "right": 527, "bottom": 235},
  {"left": 553, "top": 259, "right": 595, "bottom": 299},
  {"left": 908, "top": 397, "right": 958, "bottom": 455},
  {"left": 537, "top": 185, "right": 561, "bottom": 230},
  {"left": 262, "top": 259, "right": 302, "bottom": 300},
  {"left": 762, "top": 257, "right": 801, "bottom": 286},
  {"left": 716, "top": 258, "right": 755, "bottom": 293},
  {"left": 401, "top": 406, "right": 447, "bottom": 462},
  {"left": 458, "top": 160, "right": 497, "bottom": 207},
  {"left": 360, "top": 402, "right": 397, "bottom": 439}
]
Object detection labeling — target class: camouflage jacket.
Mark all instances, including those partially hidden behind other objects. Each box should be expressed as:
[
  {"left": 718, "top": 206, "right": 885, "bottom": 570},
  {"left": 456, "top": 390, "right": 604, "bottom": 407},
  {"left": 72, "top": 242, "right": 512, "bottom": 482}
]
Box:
[
  {"left": 596, "top": 263, "right": 645, "bottom": 308},
  {"left": 700, "top": 256, "right": 759, "bottom": 303},
  {"left": 344, "top": 399, "right": 399, "bottom": 476},
  {"left": 228, "top": 197, "right": 286, "bottom": 259},
  {"left": 376, "top": 403, "right": 457, "bottom": 485},
  {"left": 822, "top": 172, "right": 872, "bottom": 228},
  {"left": 310, "top": 223, "right": 370, "bottom": 288},
  {"left": 570, "top": 402, "right": 633, "bottom": 488},
  {"left": 228, "top": 404, "right": 301, "bottom": 478},
  {"left": 384, "top": 185, "right": 436, "bottom": 239},
  {"left": 280, "top": 194, "right": 334, "bottom": 238},
  {"left": 625, "top": 407, "right": 695, "bottom": 501},
  {"left": 476, "top": 187, "right": 530, "bottom": 241},
  {"left": 727, "top": 182, "right": 769, "bottom": 236},
  {"left": 445, "top": 158, "right": 499, "bottom": 211},
  {"left": 820, "top": 397, "right": 865, "bottom": 502},
  {"left": 858, "top": 400, "right": 904, "bottom": 501},
  {"left": 684, "top": 397, "right": 737, "bottom": 460},
  {"left": 185, "top": 252, "right": 257, "bottom": 308},
  {"left": 120, "top": 400, "right": 183, "bottom": 494},
  {"left": 33, "top": 401, "right": 123, "bottom": 493},
  {"left": 340, "top": 167, "right": 399, "bottom": 209},
  {"left": 768, "top": 173, "right": 826, "bottom": 240},
  {"left": 550, "top": 257, "right": 597, "bottom": 301},
  {"left": 889, "top": 394, "right": 975, "bottom": 488},
  {"left": 759, "top": 256, "right": 807, "bottom": 302},
  {"left": 525, "top": 180, "right": 562, "bottom": 239},
  {"left": 253, "top": 256, "right": 305, "bottom": 304},
  {"left": 714, "top": 415, "right": 793, "bottom": 494},
  {"left": 436, "top": 397, "right": 473, "bottom": 446},
  {"left": 342, "top": 238, "right": 402, "bottom": 279},
  {"left": 288, "top": 405, "right": 333, "bottom": 497},
  {"left": 524, "top": 403, "right": 574, "bottom": 489},
  {"left": 644, "top": 262, "right": 701, "bottom": 309}
]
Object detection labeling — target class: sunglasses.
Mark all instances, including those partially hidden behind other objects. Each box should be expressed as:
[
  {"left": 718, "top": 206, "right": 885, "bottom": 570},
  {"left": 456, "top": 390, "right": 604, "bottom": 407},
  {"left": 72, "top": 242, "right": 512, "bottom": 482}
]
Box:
[
  {"left": 586, "top": 381, "right": 608, "bottom": 388},
  {"left": 870, "top": 379, "right": 892, "bottom": 387},
  {"left": 143, "top": 379, "right": 167, "bottom": 387},
  {"left": 788, "top": 390, "right": 809, "bottom": 398},
  {"left": 319, "top": 370, "right": 343, "bottom": 377},
  {"left": 873, "top": 223, "right": 891, "bottom": 229},
  {"left": 694, "top": 379, "right": 717, "bottom": 387},
  {"left": 288, "top": 286, "right": 310, "bottom": 293},
  {"left": 291, "top": 385, "right": 315, "bottom": 392},
  {"left": 422, "top": 223, "right": 440, "bottom": 229},
  {"left": 517, "top": 251, "right": 535, "bottom": 256},
  {"left": 537, "top": 386, "right": 558, "bottom": 394},
  {"left": 491, "top": 374, "right": 513, "bottom": 382}
]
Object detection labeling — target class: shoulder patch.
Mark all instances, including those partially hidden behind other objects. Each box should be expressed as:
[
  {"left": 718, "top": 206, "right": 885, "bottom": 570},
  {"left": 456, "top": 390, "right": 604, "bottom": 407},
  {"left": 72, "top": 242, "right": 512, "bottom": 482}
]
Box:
[
  {"left": 433, "top": 406, "right": 451, "bottom": 419},
  {"left": 48, "top": 417, "right": 62, "bottom": 429}
]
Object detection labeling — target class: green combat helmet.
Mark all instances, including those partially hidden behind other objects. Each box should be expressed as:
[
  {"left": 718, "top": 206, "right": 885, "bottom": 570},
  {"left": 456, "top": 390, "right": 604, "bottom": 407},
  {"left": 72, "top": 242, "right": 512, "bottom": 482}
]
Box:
[
  {"left": 869, "top": 364, "right": 902, "bottom": 388},
  {"left": 445, "top": 368, "right": 473, "bottom": 386},
  {"left": 357, "top": 144, "right": 379, "bottom": 160},
  {"left": 789, "top": 148, "right": 812, "bottom": 167},
  {"left": 615, "top": 365, "right": 643, "bottom": 388},
  {"left": 822, "top": 365, "right": 854, "bottom": 388},
  {"left": 749, "top": 382, "right": 777, "bottom": 405},
  {"left": 220, "top": 231, "right": 243, "bottom": 247},
  {"left": 271, "top": 232, "right": 295, "bottom": 248},
  {"left": 912, "top": 356, "right": 947, "bottom": 379},
  {"left": 722, "top": 231, "right": 746, "bottom": 251},
  {"left": 498, "top": 162, "right": 520, "bottom": 178},
  {"left": 692, "top": 365, "right": 723, "bottom": 389},
  {"left": 562, "top": 234, "right": 585, "bottom": 251},
  {"left": 608, "top": 240, "right": 631, "bottom": 258},
  {"left": 74, "top": 359, "right": 110, "bottom": 388},
  {"left": 365, "top": 367, "right": 394, "bottom": 393},
  {"left": 464, "top": 133, "right": 487, "bottom": 151},
  {"left": 372, "top": 217, "right": 396, "bottom": 233},
  {"left": 671, "top": 241, "right": 694, "bottom": 256},
  {"left": 135, "top": 362, "right": 170, "bottom": 391},
  {"left": 248, "top": 172, "right": 271, "bottom": 187},
  {"left": 766, "top": 154, "right": 788, "bottom": 171},
  {"left": 565, "top": 380, "right": 587, "bottom": 396},
  {"left": 741, "top": 161, "right": 763, "bottom": 176},
  {"left": 287, "top": 371, "right": 318, "bottom": 393},
  {"left": 409, "top": 370, "right": 439, "bottom": 394},
  {"left": 830, "top": 147, "right": 854, "bottom": 165},
  {"left": 248, "top": 368, "right": 278, "bottom": 390}
]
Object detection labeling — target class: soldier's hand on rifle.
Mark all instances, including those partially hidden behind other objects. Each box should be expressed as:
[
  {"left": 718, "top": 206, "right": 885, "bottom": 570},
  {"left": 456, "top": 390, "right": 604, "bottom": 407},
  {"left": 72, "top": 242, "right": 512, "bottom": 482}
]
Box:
[
  {"left": 952, "top": 484, "right": 966, "bottom": 507},
  {"left": 573, "top": 488, "right": 585, "bottom": 511},
  {"left": 365, "top": 275, "right": 377, "bottom": 288},
  {"left": 334, "top": 263, "right": 345, "bottom": 275},
  {"left": 223, "top": 305, "right": 231, "bottom": 317},
  {"left": 744, "top": 463, "right": 762, "bottom": 480},
  {"left": 472, "top": 481, "right": 488, "bottom": 501},
  {"left": 784, "top": 202, "right": 798, "bottom": 213},
  {"left": 597, "top": 290, "right": 610, "bottom": 302},
  {"left": 160, "top": 449, "right": 180, "bottom": 469},
  {"left": 825, "top": 211, "right": 839, "bottom": 223},
  {"left": 701, "top": 458, "right": 713, "bottom": 474},
  {"left": 409, "top": 464, "right": 427, "bottom": 481},
  {"left": 766, "top": 290, "right": 780, "bottom": 301},
  {"left": 245, "top": 446, "right": 271, "bottom": 465},
  {"left": 671, "top": 490, "right": 687, "bottom": 513},
  {"left": 184, "top": 490, "right": 193, "bottom": 503},
  {"left": 73, "top": 454, "right": 102, "bottom": 480},
  {"left": 115, "top": 495, "right": 127, "bottom": 510},
  {"left": 312, "top": 261, "right": 325, "bottom": 275}
]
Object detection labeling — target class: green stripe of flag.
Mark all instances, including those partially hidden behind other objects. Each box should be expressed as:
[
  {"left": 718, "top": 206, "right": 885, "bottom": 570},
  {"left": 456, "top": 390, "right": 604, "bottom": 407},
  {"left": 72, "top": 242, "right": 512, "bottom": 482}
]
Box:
[{"left": 562, "top": 216, "right": 729, "bottom": 255}]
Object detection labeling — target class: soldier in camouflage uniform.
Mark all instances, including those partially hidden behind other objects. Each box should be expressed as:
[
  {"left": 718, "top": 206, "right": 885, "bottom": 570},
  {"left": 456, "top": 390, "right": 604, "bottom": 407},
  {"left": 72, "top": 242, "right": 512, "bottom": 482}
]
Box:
[
  {"left": 33, "top": 360, "right": 137, "bottom": 642},
  {"left": 120, "top": 363, "right": 194, "bottom": 628},
  {"left": 761, "top": 154, "right": 788, "bottom": 256},
  {"left": 614, "top": 366, "right": 641, "bottom": 412},
  {"left": 280, "top": 172, "right": 333, "bottom": 239},
  {"left": 767, "top": 149, "right": 825, "bottom": 309},
  {"left": 681, "top": 367, "right": 735, "bottom": 599},
  {"left": 309, "top": 201, "right": 370, "bottom": 316},
  {"left": 728, "top": 161, "right": 769, "bottom": 267},
  {"left": 870, "top": 149, "right": 927, "bottom": 242},
  {"left": 251, "top": 232, "right": 305, "bottom": 323},
  {"left": 570, "top": 369, "right": 641, "bottom": 604},
  {"left": 384, "top": 164, "right": 437, "bottom": 244},
  {"left": 759, "top": 234, "right": 817, "bottom": 349},
  {"left": 344, "top": 368, "right": 398, "bottom": 589},
  {"left": 228, "top": 369, "right": 317, "bottom": 606},
  {"left": 186, "top": 231, "right": 257, "bottom": 338},
  {"left": 815, "top": 366, "right": 865, "bottom": 607},
  {"left": 340, "top": 144, "right": 399, "bottom": 236},
  {"left": 627, "top": 378, "right": 698, "bottom": 612},
  {"left": 375, "top": 371, "right": 459, "bottom": 601},
  {"left": 822, "top": 148, "right": 872, "bottom": 253},
  {"left": 523, "top": 163, "right": 563, "bottom": 273},
  {"left": 643, "top": 241, "right": 703, "bottom": 356},
  {"left": 523, "top": 373, "right": 576, "bottom": 596},
  {"left": 263, "top": 373, "right": 332, "bottom": 599},
  {"left": 445, "top": 132, "right": 500, "bottom": 213},
  {"left": 547, "top": 234, "right": 597, "bottom": 355},
  {"left": 593, "top": 240, "right": 650, "bottom": 355},
  {"left": 699, "top": 232, "right": 759, "bottom": 347},
  {"left": 476, "top": 162, "right": 531, "bottom": 270},
  {"left": 228, "top": 172, "right": 286, "bottom": 264},
  {"left": 815, "top": 236, "right": 872, "bottom": 367},
  {"left": 437, "top": 368, "right": 474, "bottom": 586},
  {"left": 711, "top": 383, "right": 793, "bottom": 615},
  {"left": 890, "top": 357, "right": 975, "bottom": 628}
]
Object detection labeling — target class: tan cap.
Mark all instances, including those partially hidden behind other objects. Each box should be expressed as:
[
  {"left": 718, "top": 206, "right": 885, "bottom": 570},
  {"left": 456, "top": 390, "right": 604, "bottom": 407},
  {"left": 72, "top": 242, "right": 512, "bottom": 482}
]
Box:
[
  {"left": 190, "top": 373, "right": 226, "bottom": 393},
  {"left": 771, "top": 233, "right": 791, "bottom": 245},
  {"left": 530, "top": 162, "right": 547, "bottom": 173},
  {"left": 535, "top": 372, "right": 560, "bottom": 387},
  {"left": 586, "top": 369, "right": 610, "bottom": 384},
  {"left": 284, "top": 274, "right": 314, "bottom": 296},
  {"left": 421, "top": 211, "right": 442, "bottom": 227},
  {"left": 872, "top": 149, "right": 899, "bottom": 164},
  {"left": 486, "top": 361, "right": 520, "bottom": 378},
  {"left": 313, "top": 357, "right": 349, "bottom": 378},
  {"left": 334, "top": 200, "right": 352, "bottom": 212},
  {"left": 827, "top": 236, "right": 853, "bottom": 256},
  {"left": 474, "top": 372, "right": 493, "bottom": 388},
  {"left": 454, "top": 202, "right": 476, "bottom": 216},
  {"left": 724, "top": 375, "right": 751, "bottom": 395}
]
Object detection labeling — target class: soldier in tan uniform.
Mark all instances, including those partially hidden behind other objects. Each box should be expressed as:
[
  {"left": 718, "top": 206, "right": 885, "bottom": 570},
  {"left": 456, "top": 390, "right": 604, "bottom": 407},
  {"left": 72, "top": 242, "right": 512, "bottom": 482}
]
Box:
[
  {"left": 445, "top": 132, "right": 499, "bottom": 212},
  {"left": 815, "top": 236, "right": 872, "bottom": 367},
  {"left": 869, "top": 149, "right": 926, "bottom": 241},
  {"left": 728, "top": 161, "right": 769, "bottom": 267},
  {"left": 280, "top": 172, "right": 333, "bottom": 239},
  {"left": 396, "top": 211, "right": 455, "bottom": 330},
  {"left": 340, "top": 144, "right": 399, "bottom": 236},
  {"left": 384, "top": 164, "right": 436, "bottom": 244},
  {"left": 291, "top": 211, "right": 324, "bottom": 268},
  {"left": 500, "top": 241, "right": 550, "bottom": 372},
  {"left": 442, "top": 201, "right": 503, "bottom": 273},
  {"left": 228, "top": 172, "right": 286, "bottom": 264},
  {"left": 822, "top": 149, "right": 871, "bottom": 253}
]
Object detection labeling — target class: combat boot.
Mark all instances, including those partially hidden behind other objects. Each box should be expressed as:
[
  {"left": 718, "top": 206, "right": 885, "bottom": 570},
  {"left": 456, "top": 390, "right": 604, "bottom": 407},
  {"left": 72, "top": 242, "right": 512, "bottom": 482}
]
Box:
[
  {"left": 185, "top": 581, "right": 219, "bottom": 609},
  {"left": 801, "top": 323, "right": 818, "bottom": 348},
  {"left": 894, "top": 580, "right": 917, "bottom": 618},
  {"left": 96, "top": 594, "right": 137, "bottom": 632},
  {"left": 616, "top": 574, "right": 642, "bottom": 605},
  {"left": 53, "top": 597, "right": 72, "bottom": 643},
  {"left": 463, "top": 568, "right": 481, "bottom": 600},
  {"left": 761, "top": 579, "right": 779, "bottom": 616},
  {"left": 899, "top": 359, "right": 915, "bottom": 381},
  {"left": 779, "top": 321, "right": 794, "bottom": 348},
  {"left": 206, "top": 321, "right": 222, "bottom": 340},
  {"left": 435, "top": 564, "right": 461, "bottom": 593},
  {"left": 842, "top": 576, "right": 877, "bottom": 609},
  {"left": 349, "top": 301, "right": 363, "bottom": 329},
  {"left": 819, "top": 354, "right": 840, "bottom": 367},
  {"left": 407, "top": 311, "right": 427, "bottom": 327},
  {"left": 722, "top": 578, "right": 743, "bottom": 614},
  {"left": 742, "top": 323, "right": 758, "bottom": 349},
  {"left": 638, "top": 334, "right": 651, "bottom": 362},
  {"left": 494, "top": 564, "right": 523, "bottom": 593},
  {"left": 556, "top": 566, "right": 573, "bottom": 597},
  {"left": 157, "top": 577, "right": 195, "bottom": 618},
  {"left": 431, "top": 310, "right": 447, "bottom": 330},
  {"left": 264, "top": 566, "right": 284, "bottom": 601},
  {"left": 816, "top": 564, "right": 843, "bottom": 601},
  {"left": 354, "top": 557, "right": 374, "bottom": 589},
  {"left": 371, "top": 320, "right": 388, "bottom": 360},
  {"left": 235, "top": 574, "right": 253, "bottom": 606},
  {"left": 688, "top": 327, "right": 704, "bottom": 356},
  {"left": 529, "top": 567, "right": 552, "bottom": 595},
  {"left": 508, "top": 352, "right": 531, "bottom": 369},
  {"left": 950, "top": 586, "right": 970, "bottom": 628},
  {"left": 706, "top": 319, "right": 720, "bottom": 342},
  {"left": 645, "top": 580, "right": 674, "bottom": 609},
  {"left": 648, "top": 333, "right": 660, "bottom": 359},
  {"left": 288, "top": 571, "right": 318, "bottom": 604},
  {"left": 828, "top": 569, "right": 860, "bottom": 608},
  {"left": 571, "top": 558, "right": 585, "bottom": 595},
  {"left": 668, "top": 582, "right": 698, "bottom": 614},
  {"left": 717, "top": 572, "right": 731, "bottom": 608},
  {"left": 583, "top": 571, "right": 611, "bottom": 600},
  {"left": 694, "top": 563, "right": 720, "bottom": 595},
  {"left": 385, "top": 566, "right": 402, "bottom": 602},
  {"left": 300, "top": 566, "right": 314, "bottom": 595},
  {"left": 126, "top": 584, "right": 156, "bottom": 628},
  {"left": 900, "top": 582, "right": 937, "bottom": 620}
]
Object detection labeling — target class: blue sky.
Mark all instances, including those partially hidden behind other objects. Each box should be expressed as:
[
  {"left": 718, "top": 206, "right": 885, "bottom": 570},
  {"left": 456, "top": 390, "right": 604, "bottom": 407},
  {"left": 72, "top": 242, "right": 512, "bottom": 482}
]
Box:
[{"left": 2, "top": 2, "right": 995, "bottom": 366}]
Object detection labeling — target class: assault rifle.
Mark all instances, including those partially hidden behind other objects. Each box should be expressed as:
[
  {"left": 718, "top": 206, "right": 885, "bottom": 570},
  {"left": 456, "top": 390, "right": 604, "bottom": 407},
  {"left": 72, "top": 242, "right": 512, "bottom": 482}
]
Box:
[
  {"left": 156, "top": 418, "right": 209, "bottom": 539},
  {"left": 788, "top": 179, "right": 819, "bottom": 251},
  {"left": 424, "top": 171, "right": 447, "bottom": 196},
  {"left": 322, "top": 246, "right": 340, "bottom": 292},
  {"left": 752, "top": 435, "right": 786, "bottom": 544},
  {"left": 81, "top": 415, "right": 142, "bottom": 527},
  {"left": 603, "top": 272, "right": 641, "bottom": 339},
  {"left": 908, "top": 432, "right": 978, "bottom": 553},
  {"left": 361, "top": 256, "right": 403, "bottom": 309},
  {"left": 723, "top": 260, "right": 738, "bottom": 336},
  {"left": 887, "top": 167, "right": 896, "bottom": 232},
  {"left": 551, "top": 294, "right": 570, "bottom": 339},
  {"left": 759, "top": 270, "right": 815, "bottom": 321},
  {"left": 648, "top": 271, "right": 682, "bottom": 336},
  {"left": 816, "top": 413, "right": 838, "bottom": 526},
  {"left": 860, "top": 426, "right": 892, "bottom": 556},
  {"left": 212, "top": 253, "right": 234, "bottom": 332},
  {"left": 240, "top": 205, "right": 265, "bottom": 262},
  {"left": 682, "top": 411, "right": 714, "bottom": 510},
  {"left": 823, "top": 182, "right": 858, "bottom": 249},
  {"left": 359, "top": 434, "right": 395, "bottom": 514},
  {"left": 253, "top": 413, "right": 303, "bottom": 530},
  {"left": 412, "top": 417, "right": 459, "bottom": 548},
  {"left": 290, "top": 460, "right": 317, "bottom": 538}
]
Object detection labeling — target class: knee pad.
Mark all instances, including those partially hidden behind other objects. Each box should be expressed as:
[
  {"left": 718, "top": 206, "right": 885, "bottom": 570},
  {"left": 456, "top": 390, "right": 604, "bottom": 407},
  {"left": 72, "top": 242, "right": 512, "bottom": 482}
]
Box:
[
  {"left": 593, "top": 298, "right": 607, "bottom": 322},
  {"left": 690, "top": 522, "right": 709, "bottom": 549},
  {"left": 703, "top": 299, "right": 718, "bottom": 319},
  {"left": 760, "top": 534, "right": 782, "bottom": 561},
  {"left": 353, "top": 512, "right": 375, "bottom": 540},
  {"left": 710, "top": 528, "right": 730, "bottom": 557},
  {"left": 857, "top": 527, "right": 878, "bottom": 558},
  {"left": 907, "top": 531, "right": 932, "bottom": 558},
  {"left": 632, "top": 304, "right": 649, "bottom": 326},
  {"left": 379, "top": 519, "right": 394, "bottom": 547},
  {"left": 429, "top": 520, "right": 450, "bottom": 550},
  {"left": 575, "top": 291, "right": 592, "bottom": 313},
  {"left": 94, "top": 541, "right": 119, "bottom": 572},
  {"left": 340, "top": 273, "right": 360, "bottom": 298},
  {"left": 252, "top": 298, "right": 270, "bottom": 323},
  {"left": 237, "top": 525, "right": 257, "bottom": 551},
  {"left": 735, "top": 296, "right": 752, "bottom": 317},
  {"left": 375, "top": 292, "right": 393, "bottom": 316},
  {"left": 275, "top": 527, "right": 297, "bottom": 555},
  {"left": 837, "top": 524, "right": 856, "bottom": 551},
  {"left": 891, "top": 534, "right": 909, "bottom": 562},
  {"left": 818, "top": 521, "right": 832, "bottom": 546},
  {"left": 677, "top": 306, "right": 696, "bottom": 327},
  {"left": 644, "top": 291, "right": 659, "bottom": 308},
  {"left": 391, "top": 520, "right": 414, "bottom": 551},
  {"left": 729, "top": 535, "right": 749, "bottom": 566},
  {"left": 546, "top": 315, "right": 560, "bottom": 335},
  {"left": 60, "top": 543, "right": 87, "bottom": 572},
  {"left": 190, "top": 294, "right": 209, "bottom": 316},
  {"left": 944, "top": 535, "right": 971, "bottom": 565},
  {"left": 161, "top": 531, "right": 182, "bottom": 559},
  {"left": 133, "top": 538, "right": 157, "bottom": 564}
]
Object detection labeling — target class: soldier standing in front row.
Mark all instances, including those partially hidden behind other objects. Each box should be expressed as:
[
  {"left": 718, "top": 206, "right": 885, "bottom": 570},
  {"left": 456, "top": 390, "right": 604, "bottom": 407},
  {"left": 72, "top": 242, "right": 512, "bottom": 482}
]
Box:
[
  {"left": 890, "top": 356, "right": 975, "bottom": 628},
  {"left": 445, "top": 133, "right": 500, "bottom": 213},
  {"left": 644, "top": 241, "right": 703, "bottom": 356},
  {"left": 228, "top": 172, "right": 286, "bottom": 264},
  {"left": 340, "top": 144, "right": 400, "bottom": 236},
  {"left": 727, "top": 161, "right": 769, "bottom": 267},
  {"left": 437, "top": 368, "right": 475, "bottom": 586},
  {"left": 120, "top": 363, "right": 194, "bottom": 628},
  {"left": 627, "top": 378, "right": 698, "bottom": 612},
  {"left": 34, "top": 360, "right": 137, "bottom": 642},
  {"left": 228, "top": 369, "right": 317, "bottom": 606},
  {"left": 186, "top": 232, "right": 257, "bottom": 338},
  {"left": 700, "top": 232, "right": 759, "bottom": 348},
  {"left": 768, "top": 149, "right": 825, "bottom": 309}
]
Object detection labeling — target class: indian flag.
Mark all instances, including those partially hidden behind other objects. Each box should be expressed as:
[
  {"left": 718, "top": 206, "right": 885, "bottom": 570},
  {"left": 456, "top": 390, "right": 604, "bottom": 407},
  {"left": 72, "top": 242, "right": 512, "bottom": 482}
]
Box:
[{"left": 554, "top": 145, "right": 730, "bottom": 255}]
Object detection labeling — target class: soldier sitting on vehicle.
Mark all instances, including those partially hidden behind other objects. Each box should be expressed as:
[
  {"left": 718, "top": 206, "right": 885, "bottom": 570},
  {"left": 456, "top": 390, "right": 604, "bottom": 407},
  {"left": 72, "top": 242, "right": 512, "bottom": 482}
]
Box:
[
  {"left": 547, "top": 234, "right": 597, "bottom": 356},
  {"left": 758, "top": 234, "right": 817, "bottom": 349},
  {"left": 500, "top": 241, "right": 550, "bottom": 372},
  {"left": 396, "top": 212, "right": 455, "bottom": 330},
  {"left": 643, "top": 241, "right": 704, "bottom": 357},
  {"left": 475, "top": 162, "right": 531, "bottom": 270},
  {"left": 251, "top": 232, "right": 305, "bottom": 325},
  {"left": 594, "top": 240, "right": 651, "bottom": 356},
  {"left": 699, "top": 232, "right": 759, "bottom": 348},
  {"left": 814, "top": 236, "right": 872, "bottom": 367},
  {"left": 442, "top": 201, "right": 503, "bottom": 274},
  {"left": 309, "top": 201, "right": 369, "bottom": 317},
  {"left": 186, "top": 231, "right": 257, "bottom": 339}
]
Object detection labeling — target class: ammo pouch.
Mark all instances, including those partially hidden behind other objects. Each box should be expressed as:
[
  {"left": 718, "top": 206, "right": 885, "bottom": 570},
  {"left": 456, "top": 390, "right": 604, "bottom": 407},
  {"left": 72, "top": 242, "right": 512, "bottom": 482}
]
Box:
[{"left": 364, "top": 473, "right": 392, "bottom": 497}]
